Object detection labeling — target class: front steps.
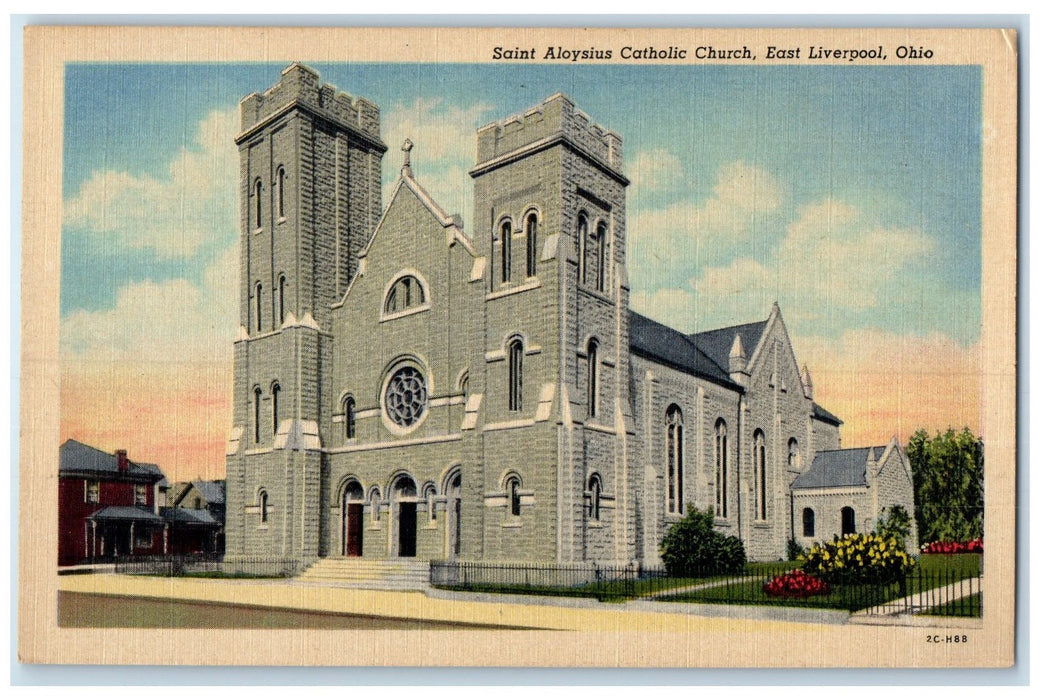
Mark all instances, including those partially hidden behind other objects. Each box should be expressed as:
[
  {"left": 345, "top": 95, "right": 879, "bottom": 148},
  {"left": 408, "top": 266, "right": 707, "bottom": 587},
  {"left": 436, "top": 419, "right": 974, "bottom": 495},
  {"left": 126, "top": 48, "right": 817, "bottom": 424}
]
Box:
[{"left": 295, "top": 557, "right": 431, "bottom": 590}]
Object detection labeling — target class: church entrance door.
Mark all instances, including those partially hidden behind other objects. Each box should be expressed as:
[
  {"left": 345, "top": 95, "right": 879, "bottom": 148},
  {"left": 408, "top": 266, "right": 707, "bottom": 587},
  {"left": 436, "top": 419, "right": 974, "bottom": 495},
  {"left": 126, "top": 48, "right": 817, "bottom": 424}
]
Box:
[
  {"left": 345, "top": 503, "right": 364, "bottom": 557},
  {"left": 398, "top": 503, "right": 417, "bottom": 557}
]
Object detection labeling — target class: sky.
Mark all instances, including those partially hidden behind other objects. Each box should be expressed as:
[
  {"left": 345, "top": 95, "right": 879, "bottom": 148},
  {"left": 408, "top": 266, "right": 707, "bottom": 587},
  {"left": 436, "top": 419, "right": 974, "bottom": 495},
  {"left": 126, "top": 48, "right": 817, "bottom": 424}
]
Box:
[{"left": 60, "top": 62, "right": 982, "bottom": 482}]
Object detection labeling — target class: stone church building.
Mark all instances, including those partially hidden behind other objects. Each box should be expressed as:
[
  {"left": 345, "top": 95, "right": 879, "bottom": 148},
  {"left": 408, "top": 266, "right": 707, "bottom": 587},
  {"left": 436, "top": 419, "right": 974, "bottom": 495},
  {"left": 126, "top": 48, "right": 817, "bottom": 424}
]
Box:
[{"left": 224, "top": 64, "right": 916, "bottom": 570}]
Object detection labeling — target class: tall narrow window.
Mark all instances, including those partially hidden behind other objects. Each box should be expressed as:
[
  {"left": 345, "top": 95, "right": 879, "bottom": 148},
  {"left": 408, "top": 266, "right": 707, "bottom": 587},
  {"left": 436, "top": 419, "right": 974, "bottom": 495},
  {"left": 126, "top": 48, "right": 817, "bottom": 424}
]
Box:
[
  {"left": 525, "top": 212, "right": 538, "bottom": 277},
  {"left": 276, "top": 166, "right": 285, "bottom": 219},
  {"left": 588, "top": 474, "right": 602, "bottom": 521},
  {"left": 370, "top": 489, "right": 381, "bottom": 523},
  {"left": 500, "top": 220, "right": 512, "bottom": 284},
  {"left": 715, "top": 419, "right": 728, "bottom": 518},
  {"left": 577, "top": 214, "right": 589, "bottom": 285},
  {"left": 754, "top": 430, "right": 767, "bottom": 519},
  {"left": 595, "top": 221, "right": 607, "bottom": 293},
  {"left": 507, "top": 476, "right": 521, "bottom": 517},
  {"left": 254, "top": 179, "right": 262, "bottom": 229},
  {"left": 271, "top": 382, "right": 281, "bottom": 436},
  {"left": 255, "top": 282, "right": 263, "bottom": 332},
  {"left": 253, "top": 386, "right": 262, "bottom": 443},
  {"left": 259, "top": 490, "right": 268, "bottom": 524},
  {"left": 841, "top": 507, "right": 856, "bottom": 535},
  {"left": 666, "top": 405, "right": 684, "bottom": 515},
  {"left": 278, "top": 274, "right": 287, "bottom": 325},
  {"left": 802, "top": 508, "right": 815, "bottom": 537},
  {"left": 586, "top": 339, "right": 599, "bottom": 418},
  {"left": 343, "top": 396, "right": 356, "bottom": 440},
  {"left": 508, "top": 338, "right": 523, "bottom": 412}
]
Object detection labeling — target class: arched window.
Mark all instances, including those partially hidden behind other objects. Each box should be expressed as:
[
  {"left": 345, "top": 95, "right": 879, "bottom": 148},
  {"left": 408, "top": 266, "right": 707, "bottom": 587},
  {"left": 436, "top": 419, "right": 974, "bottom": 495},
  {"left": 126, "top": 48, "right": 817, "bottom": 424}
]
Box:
[
  {"left": 508, "top": 337, "right": 523, "bottom": 412},
  {"left": 788, "top": 438, "right": 800, "bottom": 470},
  {"left": 500, "top": 219, "right": 512, "bottom": 285},
  {"left": 754, "top": 430, "right": 767, "bottom": 520},
  {"left": 506, "top": 475, "right": 521, "bottom": 517},
  {"left": 424, "top": 483, "right": 437, "bottom": 522},
  {"left": 253, "top": 386, "right": 262, "bottom": 444},
  {"left": 715, "top": 419, "right": 728, "bottom": 518},
  {"left": 254, "top": 179, "right": 262, "bottom": 229},
  {"left": 383, "top": 274, "right": 427, "bottom": 315},
  {"left": 271, "top": 382, "right": 281, "bottom": 435},
  {"left": 595, "top": 221, "right": 607, "bottom": 293},
  {"left": 525, "top": 212, "right": 538, "bottom": 278},
  {"left": 588, "top": 473, "right": 602, "bottom": 521},
  {"left": 277, "top": 274, "right": 287, "bottom": 325},
  {"left": 841, "top": 507, "right": 856, "bottom": 535},
  {"left": 586, "top": 339, "right": 599, "bottom": 418},
  {"left": 255, "top": 282, "right": 263, "bottom": 332},
  {"left": 458, "top": 371, "right": 469, "bottom": 399},
  {"left": 343, "top": 396, "right": 356, "bottom": 440},
  {"left": 276, "top": 166, "right": 285, "bottom": 219},
  {"left": 258, "top": 490, "right": 268, "bottom": 524},
  {"left": 370, "top": 488, "right": 381, "bottom": 523},
  {"left": 666, "top": 405, "right": 684, "bottom": 515},
  {"left": 802, "top": 507, "right": 816, "bottom": 537},
  {"left": 577, "top": 213, "right": 589, "bottom": 285}
]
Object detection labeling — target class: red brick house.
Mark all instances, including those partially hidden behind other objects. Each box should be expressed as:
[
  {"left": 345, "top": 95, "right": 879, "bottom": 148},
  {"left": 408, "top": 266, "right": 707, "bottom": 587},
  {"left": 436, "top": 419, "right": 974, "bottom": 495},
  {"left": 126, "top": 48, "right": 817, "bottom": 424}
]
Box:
[{"left": 58, "top": 439, "right": 167, "bottom": 565}]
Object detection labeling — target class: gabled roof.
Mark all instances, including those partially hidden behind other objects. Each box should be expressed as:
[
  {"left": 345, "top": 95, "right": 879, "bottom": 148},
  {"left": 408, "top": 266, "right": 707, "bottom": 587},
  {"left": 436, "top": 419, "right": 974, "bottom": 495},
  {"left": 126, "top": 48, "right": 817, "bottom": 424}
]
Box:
[
  {"left": 791, "top": 446, "right": 887, "bottom": 489},
  {"left": 688, "top": 320, "right": 769, "bottom": 373},
  {"left": 161, "top": 507, "right": 219, "bottom": 526},
  {"left": 812, "top": 402, "right": 843, "bottom": 426},
  {"left": 59, "top": 439, "right": 164, "bottom": 481},
  {"left": 188, "top": 480, "right": 226, "bottom": 506},
  {"left": 629, "top": 311, "right": 740, "bottom": 389}
]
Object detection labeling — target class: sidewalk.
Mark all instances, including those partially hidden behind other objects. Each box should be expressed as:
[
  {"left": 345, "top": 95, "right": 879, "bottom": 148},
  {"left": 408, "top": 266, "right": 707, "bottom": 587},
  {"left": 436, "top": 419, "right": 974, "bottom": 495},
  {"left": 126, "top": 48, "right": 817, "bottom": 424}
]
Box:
[{"left": 58, "top": 573, "right": 845, "bottom": 632}]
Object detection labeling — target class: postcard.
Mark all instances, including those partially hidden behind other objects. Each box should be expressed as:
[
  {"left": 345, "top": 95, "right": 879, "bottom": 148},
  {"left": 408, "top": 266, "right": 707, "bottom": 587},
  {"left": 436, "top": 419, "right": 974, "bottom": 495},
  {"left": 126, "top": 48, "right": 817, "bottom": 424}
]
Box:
[{"left": 18, "top": 25, "right": 1017, "bottom": 667}]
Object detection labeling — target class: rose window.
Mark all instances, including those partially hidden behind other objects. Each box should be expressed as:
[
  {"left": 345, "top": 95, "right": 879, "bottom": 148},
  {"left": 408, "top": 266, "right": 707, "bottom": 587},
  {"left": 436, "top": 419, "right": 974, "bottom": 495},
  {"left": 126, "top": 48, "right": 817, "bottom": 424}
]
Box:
[{"left": 384, "top": 366, "right": 428, "bottom": 427}]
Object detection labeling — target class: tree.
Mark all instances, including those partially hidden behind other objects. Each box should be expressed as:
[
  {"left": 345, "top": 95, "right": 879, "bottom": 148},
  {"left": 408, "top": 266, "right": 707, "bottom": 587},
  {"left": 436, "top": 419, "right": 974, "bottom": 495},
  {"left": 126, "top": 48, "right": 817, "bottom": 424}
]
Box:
[
  {"left": 660, "top": 506, "right": 746, "bottom": 576},
  {"left": 906, "top": 428, "right": 984, "bottom": 544}
]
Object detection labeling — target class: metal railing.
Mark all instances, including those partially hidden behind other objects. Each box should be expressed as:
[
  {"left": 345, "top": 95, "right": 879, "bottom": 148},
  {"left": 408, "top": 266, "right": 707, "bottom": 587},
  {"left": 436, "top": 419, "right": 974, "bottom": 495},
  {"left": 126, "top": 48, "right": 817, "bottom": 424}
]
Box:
[
  {"left": 430, "top": 560, "right": 982, "bottom": 615},
  {"left": 111, "top": 554, "right": 299, "bottom": 578}
]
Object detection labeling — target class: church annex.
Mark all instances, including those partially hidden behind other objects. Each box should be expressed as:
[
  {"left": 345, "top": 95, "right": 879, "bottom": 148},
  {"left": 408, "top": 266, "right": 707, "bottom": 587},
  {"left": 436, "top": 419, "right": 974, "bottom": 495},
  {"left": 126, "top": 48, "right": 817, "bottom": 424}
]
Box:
[{"left": 224, "top": 64, "right": 916, "bottom": 569}]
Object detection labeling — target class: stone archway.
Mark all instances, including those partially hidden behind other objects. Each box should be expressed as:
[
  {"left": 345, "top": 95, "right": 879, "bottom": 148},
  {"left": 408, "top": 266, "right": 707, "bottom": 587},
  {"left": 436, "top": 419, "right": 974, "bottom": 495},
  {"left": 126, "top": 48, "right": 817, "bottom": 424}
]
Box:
[
  {"left": 341, "top": 479, "right": 365, "bottom": 557},
  {"left": 446, "top": 471, "right": 462, "bottom": 559},
  {"left": 391, "top": 474, "right": 418, "bottom": 558}
]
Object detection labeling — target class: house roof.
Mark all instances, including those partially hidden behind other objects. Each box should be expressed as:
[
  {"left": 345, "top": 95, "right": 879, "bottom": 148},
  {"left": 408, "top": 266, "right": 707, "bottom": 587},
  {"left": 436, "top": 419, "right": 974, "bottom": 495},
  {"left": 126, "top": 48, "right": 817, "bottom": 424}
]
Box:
[
  {"left": 59, "top": 439, "right": 165, "bottom": 481},
  {"left": 87, "top": 506, "right": 164, "bottom": 523},
  {"left": 688, "top": 320, "right": 769, "bottom": 372},
  {"left": 629, "top": 311, "right": 740, "bottom": 389},
  {"left": 161, "top": 507, "right": 219, "bottom": 526},
  {"left": 190, "top": 480, "right": 226, "bottom": 505},
  {"left": 791, "top": 446, "right": 887, "bottom": 489},
  {"left": 812, "top": 402, "right": 843, "bottom": 426}
]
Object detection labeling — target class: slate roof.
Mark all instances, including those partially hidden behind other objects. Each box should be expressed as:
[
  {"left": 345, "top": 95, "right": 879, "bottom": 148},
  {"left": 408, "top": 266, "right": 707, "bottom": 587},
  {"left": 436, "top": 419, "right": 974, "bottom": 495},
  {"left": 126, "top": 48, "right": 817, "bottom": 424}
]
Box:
[
  {"left": 629, "top": 311, "right": 740, "bottom": 389},
  {"left": 88, "top": 506, "right": 164, "bottom": 522},
  {"left": 59, "top": 439, "right": 165, "bottom": 481},
  {"left": 688, "top": 320, "right": 769, "bottom": 373},
  {"left": 791, "top": 446, "right": 887, "bottom": 489},
  {"left": 191, "top": 480, "right": 226, "bottom": 505},
  {"left": 812, "top": 402, "right": 843, "bottom": 426}
]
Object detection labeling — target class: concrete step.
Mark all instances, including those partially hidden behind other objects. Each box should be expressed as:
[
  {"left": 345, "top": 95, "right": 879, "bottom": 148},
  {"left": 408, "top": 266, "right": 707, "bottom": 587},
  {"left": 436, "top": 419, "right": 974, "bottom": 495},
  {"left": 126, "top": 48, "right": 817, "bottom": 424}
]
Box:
[{"left": 295, "top": 558, "right": 431, "bottom": 590}]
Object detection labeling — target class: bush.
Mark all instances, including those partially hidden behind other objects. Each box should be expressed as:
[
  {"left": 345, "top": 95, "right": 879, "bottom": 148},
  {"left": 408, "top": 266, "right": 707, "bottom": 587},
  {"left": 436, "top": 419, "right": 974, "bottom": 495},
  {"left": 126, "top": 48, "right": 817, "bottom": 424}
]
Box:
[
  {"left": 874, "top": 505, "right": 913, "bottom": 548},
  {"left": 763, "top": 570, "right": 830, "bottom": 598},
  {"left": 786, "top": 537, "right": 806, "bottom": 561},
  {"left": 660, "top": 506, "right": 747, "bottom": 576},
  {"left": 802, "top": 532, "right": 916, "bottom": 585}
]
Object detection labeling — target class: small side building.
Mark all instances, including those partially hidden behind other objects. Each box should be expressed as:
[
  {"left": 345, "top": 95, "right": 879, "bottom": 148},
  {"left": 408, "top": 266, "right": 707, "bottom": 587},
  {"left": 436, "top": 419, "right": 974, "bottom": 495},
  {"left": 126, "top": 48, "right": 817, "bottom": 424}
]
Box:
[
  {"left": 791, "top": 438, "right": 918, "bottom": 550},
  {"left": 165, "top": 480, "right": 226, "bottom": 554}
]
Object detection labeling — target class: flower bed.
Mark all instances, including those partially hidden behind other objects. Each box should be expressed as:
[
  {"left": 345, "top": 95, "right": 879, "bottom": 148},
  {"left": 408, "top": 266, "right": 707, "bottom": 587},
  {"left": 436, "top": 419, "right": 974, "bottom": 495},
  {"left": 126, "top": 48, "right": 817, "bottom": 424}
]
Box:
[
  {"left": 921, "top": 538, "right": 983, "bottom": 554},
  {"left": 762, "top": 569, "right": 830, "bottom": 598},
  {"left": 802, "top": 532, "right": 915, "bottom": 585}
]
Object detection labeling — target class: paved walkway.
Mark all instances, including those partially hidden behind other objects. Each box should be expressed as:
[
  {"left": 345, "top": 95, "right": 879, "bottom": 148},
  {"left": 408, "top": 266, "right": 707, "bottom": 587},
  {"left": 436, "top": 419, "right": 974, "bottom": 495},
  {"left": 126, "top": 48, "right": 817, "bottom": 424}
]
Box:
[
  {"left": 848, "top": 576, "right": 983, "bottom": 627},
  {"left": 58, "top": 573, "right": 847, "bottom": 631}
]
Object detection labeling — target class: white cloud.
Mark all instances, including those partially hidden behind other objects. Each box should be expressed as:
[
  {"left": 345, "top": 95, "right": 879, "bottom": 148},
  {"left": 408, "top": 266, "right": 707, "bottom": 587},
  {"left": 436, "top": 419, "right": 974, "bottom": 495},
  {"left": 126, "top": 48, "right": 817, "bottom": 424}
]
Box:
[
  {"left": 381, "top": 98, "right": 493, "bottom": 225},
  {"left": 61, "top": 243, "right": 238, "bottom": 364},
  {"left": 63, "top": 108, "right": 238, "bottom": 258},
  {"left": 628, "top": 148, "right": 683, "bottom": 191}
]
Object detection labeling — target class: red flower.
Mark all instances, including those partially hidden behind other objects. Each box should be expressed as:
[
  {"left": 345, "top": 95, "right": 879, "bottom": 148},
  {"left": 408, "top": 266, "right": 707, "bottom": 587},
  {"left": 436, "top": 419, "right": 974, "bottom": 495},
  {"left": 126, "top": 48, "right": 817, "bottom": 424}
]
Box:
[{"left": 763, "top": 570, "right": 830, "bottom": 598}]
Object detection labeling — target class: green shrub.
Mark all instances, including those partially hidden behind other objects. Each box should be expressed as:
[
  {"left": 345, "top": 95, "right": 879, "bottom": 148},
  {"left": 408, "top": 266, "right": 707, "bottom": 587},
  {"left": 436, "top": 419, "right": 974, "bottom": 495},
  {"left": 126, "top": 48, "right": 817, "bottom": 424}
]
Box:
[
  {"left": 786, "top": 537, "right": 806, "bottom": 561},
  {"left": 660, "top": 506, "right": 747, "bottom": 576},
  {"left": 874, "top": 505, "right": 913, "bottom": 549},
  {"left": 802, "top": 532, "right": 915, "bottom": 585}
]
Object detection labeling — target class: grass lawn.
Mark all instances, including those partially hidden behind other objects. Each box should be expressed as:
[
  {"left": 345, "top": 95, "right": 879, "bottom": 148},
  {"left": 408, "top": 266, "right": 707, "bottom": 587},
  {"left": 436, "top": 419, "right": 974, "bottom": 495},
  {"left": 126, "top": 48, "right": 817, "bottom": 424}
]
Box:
[{"left": 920, "top": 592, "right": 982, "bottom": 618}]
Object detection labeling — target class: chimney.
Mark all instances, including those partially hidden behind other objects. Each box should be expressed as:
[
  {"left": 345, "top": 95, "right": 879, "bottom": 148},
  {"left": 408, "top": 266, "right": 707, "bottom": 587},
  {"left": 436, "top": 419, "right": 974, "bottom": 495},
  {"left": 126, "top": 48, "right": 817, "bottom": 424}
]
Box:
[{"left": 116, "top": 449, "right": 129, "bottom": 472}]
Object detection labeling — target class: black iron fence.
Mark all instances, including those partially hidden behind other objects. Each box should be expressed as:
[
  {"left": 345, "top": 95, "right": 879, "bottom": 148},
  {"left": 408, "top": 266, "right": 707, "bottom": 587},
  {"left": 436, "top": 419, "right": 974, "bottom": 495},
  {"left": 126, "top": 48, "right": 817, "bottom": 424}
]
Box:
[
  {"left": 430, "top": 560, "right": 982, "bottom": 615},
  {"left": 111, "top": 555, "right": 299, "bottom": 578}
]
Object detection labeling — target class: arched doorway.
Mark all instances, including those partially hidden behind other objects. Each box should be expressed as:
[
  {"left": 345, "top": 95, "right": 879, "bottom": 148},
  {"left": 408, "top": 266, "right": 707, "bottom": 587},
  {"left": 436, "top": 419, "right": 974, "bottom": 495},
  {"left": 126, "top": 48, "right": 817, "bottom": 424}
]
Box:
[
  {"left": 391, "top": 474, "right": 418, "bottom": 558},
  {"left": 341, "top": 479, "right": 365, "bottom": 557},
  {"left": 446, "top": 471, "right": 462, "bottom": 559},
  {"left": 841, "top": 506, "right": 856, "bottom": 535}
]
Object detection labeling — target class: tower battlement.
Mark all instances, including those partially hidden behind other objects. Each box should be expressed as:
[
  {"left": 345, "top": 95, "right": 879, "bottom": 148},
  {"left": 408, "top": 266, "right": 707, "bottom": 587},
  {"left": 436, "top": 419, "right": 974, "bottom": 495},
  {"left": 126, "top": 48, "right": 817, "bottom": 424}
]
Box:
[
  {"left": 239, "top": 63, "right": 382, "bottom": 142},
  {"left": 474, "top": 92, "right": 622, "bottom": 172}
]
